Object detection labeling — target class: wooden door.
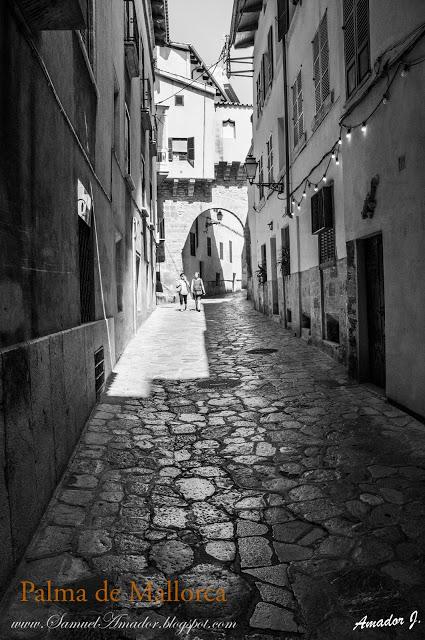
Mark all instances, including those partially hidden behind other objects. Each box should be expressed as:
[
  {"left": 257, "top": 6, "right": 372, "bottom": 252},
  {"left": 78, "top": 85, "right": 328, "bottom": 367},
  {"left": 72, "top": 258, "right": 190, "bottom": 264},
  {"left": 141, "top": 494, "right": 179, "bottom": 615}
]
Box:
[{"left": 365, "top": 234, "right": 386, "bottom": 387}]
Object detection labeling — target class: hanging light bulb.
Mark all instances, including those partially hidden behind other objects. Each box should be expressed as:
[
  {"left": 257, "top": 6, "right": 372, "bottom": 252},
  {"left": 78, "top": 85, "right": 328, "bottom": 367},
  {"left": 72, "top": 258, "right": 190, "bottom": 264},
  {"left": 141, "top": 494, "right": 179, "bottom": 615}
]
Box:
[
  {"left": 361, "top": 122, "right": 367, "bottom": 133},
  {"left": 382, "top": 92, "right": 389, "bottom": 104},
  {"left": 338, "top": 137, "right": 342, "bottom": 146},
  {"left": 291, "top": 198, "right": 295, "bottom": 206},
  {"left": 331, "top": 150, "right": 336, "bottom": 159},
  {"left": 401, "top": 64, "right": 409, "bottom": 78},
  {"left": 346, "top": 128, "right": 352, "bottom": 140},
  {"left": 336, "top": 156, "right": 340, "bottom": 166},
  {"left": 314, "top": 184, "right": 318, "bottom": 192},
  {"left": 322, "top": 175, "right": 327, "bottom": 182},
  {"left": 297, "top": 202, "right": 301, "bottom": 211},
  {"left": 303, "top": 190, "right": 307, "bottom": 199}
]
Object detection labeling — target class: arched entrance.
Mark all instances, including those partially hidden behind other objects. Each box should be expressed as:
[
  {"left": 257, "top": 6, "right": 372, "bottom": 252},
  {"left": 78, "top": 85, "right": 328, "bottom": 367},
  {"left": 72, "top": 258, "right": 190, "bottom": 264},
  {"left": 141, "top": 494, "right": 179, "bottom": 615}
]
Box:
[{"left": 181, "top": 208, "right": 246, "bottom": 296}]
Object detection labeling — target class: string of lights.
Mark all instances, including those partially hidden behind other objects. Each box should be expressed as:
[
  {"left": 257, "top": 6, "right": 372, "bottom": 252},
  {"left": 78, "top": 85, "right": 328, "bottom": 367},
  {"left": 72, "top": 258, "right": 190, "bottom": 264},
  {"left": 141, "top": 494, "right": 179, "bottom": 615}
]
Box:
[{"left": 286, "top": 51, "right": 425, "bottom": 215}]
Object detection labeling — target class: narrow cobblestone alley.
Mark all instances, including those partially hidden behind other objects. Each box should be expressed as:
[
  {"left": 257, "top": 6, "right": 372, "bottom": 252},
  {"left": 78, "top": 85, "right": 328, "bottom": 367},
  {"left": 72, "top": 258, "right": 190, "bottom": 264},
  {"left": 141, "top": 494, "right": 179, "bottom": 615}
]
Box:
[{"left": 2, "top": 294, "right": 425, "bottom": 640}]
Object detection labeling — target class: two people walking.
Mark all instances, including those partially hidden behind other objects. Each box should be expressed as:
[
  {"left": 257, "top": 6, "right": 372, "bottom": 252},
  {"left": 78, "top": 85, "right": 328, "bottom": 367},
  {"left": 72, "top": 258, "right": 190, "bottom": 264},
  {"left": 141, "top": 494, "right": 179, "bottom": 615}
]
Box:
[{"left": 176, "top": 272, "right": 205, "bottom": 312}]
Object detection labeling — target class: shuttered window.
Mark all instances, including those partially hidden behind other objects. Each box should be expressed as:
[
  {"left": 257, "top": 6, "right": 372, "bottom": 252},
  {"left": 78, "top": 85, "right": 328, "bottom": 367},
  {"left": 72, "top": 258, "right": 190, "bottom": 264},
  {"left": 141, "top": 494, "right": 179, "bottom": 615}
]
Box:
[
  {"left": 311, "top": 185, "right": 334, "bottom": 234},
  {"left": 267, "top": 26, "right": 274, "bottom": 89},
  {"left": 188, "top": 137, "right": 195, "bottom": 166},
  {"left": 258, "top": 155, "right": 264, "bottom": 200},
  {"left": 277, "top": 0, "right": 289, "bottom": 41},
  {"left": 190, "top": 232, "right": 196, "bottom": 256},
  {"left": 281, "top": 226, "right": 290, "bottom": 275},
  {"left": 319, "top": 228, "right": 336, "bottom": 264},
  {"left": 343, "top": 0, "right": 370, "bottom": 97},
  {"left": 292, "top": 71, "right": 304, "bottom": 148},
  {"left": 267, "top": 135, "right": 273, "bottom": 184},
  {"left": 312, "top": 12, "right": 330, "bottom": 113}
]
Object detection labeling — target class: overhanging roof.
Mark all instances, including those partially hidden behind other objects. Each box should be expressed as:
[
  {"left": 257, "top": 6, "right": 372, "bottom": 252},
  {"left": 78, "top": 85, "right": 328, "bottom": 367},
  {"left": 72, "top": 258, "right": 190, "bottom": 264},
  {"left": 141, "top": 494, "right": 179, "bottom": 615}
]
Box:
[{"left": 230, "top": 0, "right": 262, "bottom": 49}]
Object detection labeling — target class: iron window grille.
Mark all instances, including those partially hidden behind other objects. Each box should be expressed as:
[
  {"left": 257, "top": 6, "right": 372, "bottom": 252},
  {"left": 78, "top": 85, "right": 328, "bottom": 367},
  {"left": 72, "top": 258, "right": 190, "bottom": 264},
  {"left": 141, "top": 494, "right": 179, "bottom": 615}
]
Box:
[
  {"left": 78, "top": 217, "right": 95, "bottom": 324},
  {"left": 258, "top": 155, "right": 265, "bottom": 200},
  {"left": 80, "top": 0, "right": 95, "bottom": 68},
  {"left": 229, "top": 240, "right": 233, "bottom": 264},
  {"left": 219, "top": 242, "right": 224, "bottom": 260},
  {"left": 313, "top": 12, "right": 330, "bottom": 113},
  {"left": 190, "top": 232, "right": 196, "bottom": 256},
  {"left": 207, "top": 237, "right": 212, "bottom": 256},
  {"left": 94, "top": 347, "right": 105, "bottom": 399},
  {"left": 343, "top": 0, "right": 370, "bottom": 97},
  {"left": 267, "top": 134, "right": 274, "bottom": 186}
]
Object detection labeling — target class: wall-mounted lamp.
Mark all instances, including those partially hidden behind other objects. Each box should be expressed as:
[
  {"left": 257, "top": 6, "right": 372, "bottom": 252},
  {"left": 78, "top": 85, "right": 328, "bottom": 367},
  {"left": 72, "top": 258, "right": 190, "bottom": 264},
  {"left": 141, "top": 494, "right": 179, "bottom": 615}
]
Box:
[
  {"left": 205, "top": 209, "right": 224, "bottom": 228},
  {"left": 244, "top": 153, "right": 284, "bottom": 193},
  {"left": 267, "top": 221, "right": 273, "bottom": 231}
]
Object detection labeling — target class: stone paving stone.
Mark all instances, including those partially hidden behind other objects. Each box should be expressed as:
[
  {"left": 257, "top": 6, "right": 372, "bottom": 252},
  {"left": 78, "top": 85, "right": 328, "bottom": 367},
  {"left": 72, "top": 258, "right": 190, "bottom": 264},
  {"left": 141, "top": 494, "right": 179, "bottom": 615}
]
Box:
[{"left": 4, "top": 294, "right": 425, "bottom": 639}]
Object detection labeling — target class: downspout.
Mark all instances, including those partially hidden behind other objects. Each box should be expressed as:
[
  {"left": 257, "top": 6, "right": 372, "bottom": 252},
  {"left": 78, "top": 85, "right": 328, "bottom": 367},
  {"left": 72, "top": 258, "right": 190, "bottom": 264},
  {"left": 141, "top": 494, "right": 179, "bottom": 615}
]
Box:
[
  {"left": 202, "top": 88, "right": 206, "bottom": 178},
  {"left": 282, "top": 0, "right": 291, "bottom": 329}
]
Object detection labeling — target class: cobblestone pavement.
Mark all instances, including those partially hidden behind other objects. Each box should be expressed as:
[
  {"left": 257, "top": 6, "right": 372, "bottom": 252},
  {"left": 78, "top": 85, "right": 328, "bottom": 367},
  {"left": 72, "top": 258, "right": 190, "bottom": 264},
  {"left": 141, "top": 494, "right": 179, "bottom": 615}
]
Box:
[{"left": 2, "top": 294, "right": 425, "bottom": 640}]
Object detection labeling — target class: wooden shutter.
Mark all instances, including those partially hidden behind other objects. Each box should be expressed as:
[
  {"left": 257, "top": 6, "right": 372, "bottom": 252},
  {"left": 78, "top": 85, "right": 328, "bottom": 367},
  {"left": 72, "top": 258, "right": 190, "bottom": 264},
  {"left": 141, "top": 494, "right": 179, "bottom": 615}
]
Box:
[
  {"left": 356, "top": 0, "right": 370, "bottom": 81},
  {"left": 268, "top": 26, "right": 274, "bottom": 87},
  {"left": 322, "top": 185, "right": 333, "bottom": 228},
  {"left": 312, "top": 186, "right": 333, "bottom": 234},
  {"left": 188, "top": 137, "right": 195, "bottom": 166},
  {"left": 343, "top": 0, "right": 356, "bottom": 96},
  {"left": 168, "top": 138, "right": 173, "bottom": 162},
  {"left": 311, "top": 191, "right": 322, "bottom": 234},
  {"left": 312, "top": 32, "right": 321, "bottom": 112},
  {"left": 320, "top": 14, "right": 330, "bottom": 102}
]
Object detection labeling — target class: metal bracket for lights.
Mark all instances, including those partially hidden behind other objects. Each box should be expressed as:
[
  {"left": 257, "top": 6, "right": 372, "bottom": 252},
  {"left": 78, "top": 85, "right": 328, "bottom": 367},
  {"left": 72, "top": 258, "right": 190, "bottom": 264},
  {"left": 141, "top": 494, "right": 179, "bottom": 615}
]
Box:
[
  {"left": 244, "top": 153, "right": 284, "bottom": 193},
  {"left": 205, "top": 210, "right": 223, "bottom": 228}
]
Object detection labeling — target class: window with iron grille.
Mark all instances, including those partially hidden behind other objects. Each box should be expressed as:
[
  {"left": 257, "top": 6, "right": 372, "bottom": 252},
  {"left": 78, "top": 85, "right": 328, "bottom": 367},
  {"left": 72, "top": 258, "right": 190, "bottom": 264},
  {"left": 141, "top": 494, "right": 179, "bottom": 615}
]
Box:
[
  {"left": 80, "top": 0, "right": 95, "bottom": 68},
  {"left": 229, "top": 240, "right": 233, "bottom": 264},
  {"left": 261, "top": 243, "right": 267, "bottom": 270},
  {"left": 343, "top": 0, "right": 370, "bottom": 97},
  {"left": 258, "top": 155, "right": 264, "bottom": 200},
  {"left": 115, "top": 239, "right": 124, "bottom": 312},
  {"left": 78, "top": 217, "right": 95, "bottom": 323},
  {"left": 277, "top": 0, "right": 289, "bottom": 40},
  {"left": 313, "top": 12, "right": 330, "bottom": 113},
  {"left": 175, "top": 95, "right": 184, "bottom": 106},
  {"left": 190, "top": 232, "right": 196, "bottom": 256},
  {"left": 292, "top": 70, "right": 304, "bottom": 148},
  {"left": 195, "top": 217, "right": 199, "bottom": 247},
  {"left": 207, "top": 236, "right": 212, "bottom": 256},
  {"left": 264, "top": 26, "right": 274, "bottom": 92},
  {"left": 219, "top": 242, "right": 224, "bottom": 260},
  {"left": 94, "top": 347, "right": 105, "bottom": 399},
  {"left": 267, "top": 134, "right": 274, "bottom": 185}
]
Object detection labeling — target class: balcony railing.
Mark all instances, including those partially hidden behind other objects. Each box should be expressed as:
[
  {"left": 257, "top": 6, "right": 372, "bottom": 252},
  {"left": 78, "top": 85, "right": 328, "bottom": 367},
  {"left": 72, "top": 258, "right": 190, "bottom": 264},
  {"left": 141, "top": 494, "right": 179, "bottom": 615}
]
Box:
[{"left": 124, "top": 0, "right": 140, "bottom": 78}]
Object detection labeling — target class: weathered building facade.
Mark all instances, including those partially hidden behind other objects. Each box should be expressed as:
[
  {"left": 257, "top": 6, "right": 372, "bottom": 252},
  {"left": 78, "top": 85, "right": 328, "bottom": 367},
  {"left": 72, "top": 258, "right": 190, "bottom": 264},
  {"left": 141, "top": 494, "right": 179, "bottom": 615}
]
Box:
[
  {"left": 0, "top": 0, "right": 166, "bottom": 595},
  {"left": 154, "top": 43, "right": 252, "bottom": 298},
  {"left": 230, "top": 0, "right": 425, "bottom": 418}
]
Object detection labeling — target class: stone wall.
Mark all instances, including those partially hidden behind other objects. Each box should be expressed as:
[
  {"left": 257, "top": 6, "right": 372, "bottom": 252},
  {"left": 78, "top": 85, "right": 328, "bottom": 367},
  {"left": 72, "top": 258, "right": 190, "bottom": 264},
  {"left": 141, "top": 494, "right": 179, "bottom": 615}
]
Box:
[{"left": 0, "top": 319, "right": 114, "bottom": 596}]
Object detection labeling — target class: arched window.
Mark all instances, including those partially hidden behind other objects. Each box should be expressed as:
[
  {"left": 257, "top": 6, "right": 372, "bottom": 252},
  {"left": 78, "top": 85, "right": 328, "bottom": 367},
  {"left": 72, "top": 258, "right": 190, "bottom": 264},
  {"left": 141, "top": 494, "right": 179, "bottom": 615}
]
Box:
[{"left": 222, "top": 119, "right": 236, "bottom": 139}]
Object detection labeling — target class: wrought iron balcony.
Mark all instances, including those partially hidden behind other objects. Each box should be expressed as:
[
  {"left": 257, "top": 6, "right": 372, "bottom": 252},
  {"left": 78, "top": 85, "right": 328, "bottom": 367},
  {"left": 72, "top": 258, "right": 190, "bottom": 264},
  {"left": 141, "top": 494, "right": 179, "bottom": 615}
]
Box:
[
  {"left": 124, "top": 0, "right": 140, "bottom": 78},
  {"left": 14, "top": 0, "right": 86, "bottom": 30}
]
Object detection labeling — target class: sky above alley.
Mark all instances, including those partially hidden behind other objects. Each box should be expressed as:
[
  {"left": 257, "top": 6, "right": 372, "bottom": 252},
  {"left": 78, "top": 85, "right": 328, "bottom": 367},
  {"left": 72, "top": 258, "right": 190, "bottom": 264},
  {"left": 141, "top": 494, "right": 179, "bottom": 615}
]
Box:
[{"left": 167, "top": 0, "right": 253, "bottom": 104}]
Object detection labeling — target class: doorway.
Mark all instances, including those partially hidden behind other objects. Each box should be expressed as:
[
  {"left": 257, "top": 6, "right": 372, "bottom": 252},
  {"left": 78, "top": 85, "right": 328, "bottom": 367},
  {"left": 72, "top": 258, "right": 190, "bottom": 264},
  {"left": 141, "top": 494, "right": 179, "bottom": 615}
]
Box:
[
  {"left": 270, "top": 237, "right": 279, "bottom": 315},
  {"left": 359, "top": 234, "right": 386, "bottom": 387}
]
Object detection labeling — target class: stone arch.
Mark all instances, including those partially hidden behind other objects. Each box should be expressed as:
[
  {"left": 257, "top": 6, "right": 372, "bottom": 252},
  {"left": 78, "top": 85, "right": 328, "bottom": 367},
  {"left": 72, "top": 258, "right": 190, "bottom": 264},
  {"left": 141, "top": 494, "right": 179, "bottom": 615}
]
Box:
[{"left": 157, "top": 179, "right": 248, "bottom": 297}]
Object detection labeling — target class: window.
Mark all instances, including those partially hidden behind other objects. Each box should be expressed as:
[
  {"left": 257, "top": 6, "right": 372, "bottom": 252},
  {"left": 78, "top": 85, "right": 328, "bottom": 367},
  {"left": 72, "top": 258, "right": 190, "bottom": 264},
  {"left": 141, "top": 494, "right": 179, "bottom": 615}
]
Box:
[
  {"left": 215, "top": 273, "right": 220, "bottom": 285},
  {"left": 219, "top": 242, "right": 224, "bottom": 260},
  {"left": 281, "top": 226, "right": 290, "bottom": 276},
  {"left": 261, "top": 243, "right": 267, "bottom": 274},
  {"left": 292, "top": 71, "right": 304, "bottom": 148},
  {"left": 115, "top": 239, "right": 124, "bottom": 312},
  {"left": 277, "top": 0, "right": 289, "bottom": 40},
  {"left": 124, "top": 103, "right": 131, "bottom": 175},
  {"left": 313, "top": 12, "right": 330, "bottom": 113},
  {"left": 175, "top": 95, "right": 184, "bottom": 106},
  {"left": 343, "top": 0, "right": 370, "bottom": 97},
  {"left": 190, "top": 232, "right": 196, "bottom": 256},
  {"left": 113, "top": 84, "right": 120, "bottom": 154},
  {"left": 195, "top": 217, "right": 199, "bottom": 247},
  {"left": 168, "top": 137, "right": 195, "bottom": 166},
  {"left": 222, "top": 119, "right": 236, "bottom": 139},
  {"left": 267, "top": 134, "right": 274, "bottom": 184},
  {"left": 229, "top": 240, "right": 233, "bottom": 263},
  {"left": 311, "top": 185, "right": 333, "bottom": 234},
  {"left": 207, "top": 236, "right": 212, "bottom": 256},
  {"left": 199, "top": 261, "right": 204, "bottom": 279},
  {"left": 264, "top": 26, "right": 274, "bottom": 91},
  {"left": 277, "top": 117, "right": 285, "bottom": 171},
  {"left": 258, "top": 155, "right": 264, "bottom": 200},
  {"left": 78, "top": 217, "right": 95, "bottom": 323}
]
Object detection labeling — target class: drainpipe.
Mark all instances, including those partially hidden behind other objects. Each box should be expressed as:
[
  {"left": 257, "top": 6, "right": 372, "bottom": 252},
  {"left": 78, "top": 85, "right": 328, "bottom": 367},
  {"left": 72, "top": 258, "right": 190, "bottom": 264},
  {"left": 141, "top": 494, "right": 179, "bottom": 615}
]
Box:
[{"left": 282, "top": 0, "right": 291, "bottom": 329}]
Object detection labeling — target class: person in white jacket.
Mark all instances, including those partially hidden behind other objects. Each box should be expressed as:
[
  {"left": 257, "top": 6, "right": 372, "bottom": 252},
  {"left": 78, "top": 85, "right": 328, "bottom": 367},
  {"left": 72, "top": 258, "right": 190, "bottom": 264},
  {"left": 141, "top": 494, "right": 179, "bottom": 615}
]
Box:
[{"left": 176, "top": 273, "right": 190, "bottom": 310}]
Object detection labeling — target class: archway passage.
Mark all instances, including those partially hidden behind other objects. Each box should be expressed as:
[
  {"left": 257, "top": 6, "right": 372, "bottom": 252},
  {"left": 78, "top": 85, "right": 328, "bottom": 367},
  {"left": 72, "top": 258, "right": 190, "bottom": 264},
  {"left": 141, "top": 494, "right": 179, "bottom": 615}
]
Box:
[
  {"left": 182, "top": 208, "right": 246, "bottom": 297},
  {"left": 156, "top": 178, "right": 248, "bottom": 300}
]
